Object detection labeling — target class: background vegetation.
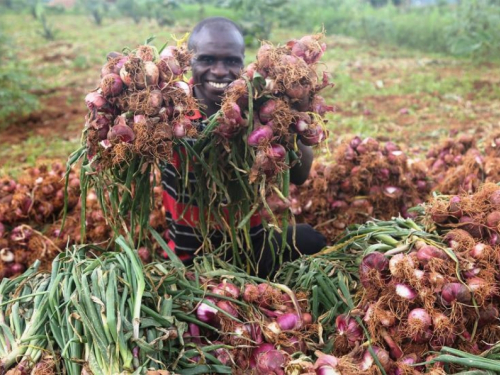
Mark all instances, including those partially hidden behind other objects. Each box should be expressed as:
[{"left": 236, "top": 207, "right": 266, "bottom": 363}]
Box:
[{"left": 0, "top": 0, "right": 499, "bottom": 174}]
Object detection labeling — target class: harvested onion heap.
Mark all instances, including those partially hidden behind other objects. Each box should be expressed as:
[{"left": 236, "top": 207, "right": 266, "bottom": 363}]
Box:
[
  {"left": 185, "top": 34, "right": 332, "bottom": 269},
  {"left": 0, "top": 241, "right": 321, "bottom": 375},
  {"left": 0, "top": 163, "right": 80, "bottom": 278},
  {"left": 289, "top": 135, "right": 432, "bottom": 242},
  {"left": 428, "top": 131, "right": 500, "bottom": 196},
  {"left": 323, "top": 184, "right": 500, "bottom": 374},
  {"left": 75, "top": 40, "right": 193, "bottom": 246},
  {"left": 0, "top": 165, "right": 168, "bottom": 279}
]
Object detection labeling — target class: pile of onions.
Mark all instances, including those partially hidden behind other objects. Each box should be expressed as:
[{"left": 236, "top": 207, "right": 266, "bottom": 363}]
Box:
[
  {"left": 187, "top": 278, "right": 317, "bottom": 373},
  {"left": 289, "top": 136, "right": 432, "bottom": 242},
  {"left": 324, "top": 193, "right": 500, "bottom": 373},
  {"left": 84, "top": 42, "right": 195, "bottom": 169},
  {"left": 0, "top": 165, "right": 168, "bottom": 279}
]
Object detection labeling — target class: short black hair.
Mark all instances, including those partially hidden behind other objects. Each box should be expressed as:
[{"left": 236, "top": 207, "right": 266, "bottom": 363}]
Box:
[{"left": 188, "top": 17, "right": 244, "bottom": 51}]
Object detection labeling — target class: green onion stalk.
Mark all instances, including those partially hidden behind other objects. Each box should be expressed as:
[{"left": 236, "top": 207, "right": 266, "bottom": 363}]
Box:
[{"left": 0, "top": 261, "right": 55, "bottom": 373}]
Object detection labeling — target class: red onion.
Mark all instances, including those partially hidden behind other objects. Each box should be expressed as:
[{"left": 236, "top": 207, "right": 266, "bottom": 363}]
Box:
[
  {"left": 136, "top": 45, "right": 157, "bottom": 62},
  {"left": 416, "top": 245, "right": 447, "bottom": 265},
  {"left": 108, "top": 124, "right": 135, "bottom": 143},
  {"left": 359, "top": 252, "right": 389, "bottom": 288},
  {"left": 256, "top": 349, "right": 286, "bottom": 375},
  {"left": 137, "top": 247, "right": 151, "bottom": 263},
  {"left": 269, "top": 144, "right": 286, "bottom": 161},
  {"left": 395, "top": 284, "right": 417, "bottom": 300},
  {"left": 247, "top": 126, "right": 274, "bottom": 147},
  {"left": 381, "top": 329, "right": 403, "bottom": 360},
  {"left": 441, "top": 283, "right": 472, "bottom": 305},
  {"left": 290, "top": 35, "right": 326, "bottom": 64},
  {"left": 360, "top": 347, "right": 390, "bottom": 371},
  {"left": 174, "top": 81, "right": 191, "bottom": 96},
  {"left": 216, "top": 300, "right": 239, "bottom": 318},
  {"left": 388, "top": 254, "right": 413, "bottom": 276},
  {"left": 285, "top": 82, "right": 311, "bottom": 99},
  {"left": 250, "top": 343, "right": 274, "bottom": 368},
  {"left": 259, "top": 100, "right": 277, "bottom": 124},
  {"left": 157, "top": 56, "right": 183, "bottom": 81},
  {"left": 144, "top": 61, "right": 159, "bottom": 87},
  {"left": 408, "top": 308, "right": 431, "bottom": 331},
  {"left": 383, "top": 186, "right": 403, "bottom": 199},
  {"left": 314, "top": 354, "right": 340, "bottom": 375},
  {"left": 300, "top": 124, "right": 326, "bottom": 146},
  {"left": 85, "top": 92, "right": 107, "bottom": 110},
  {"left": 486, "top": 211, "right": 500, "bottom": 229},
  {"left": 196, "top": 299, "right": 218, "bottom": 324},
  {"left": 478, "top": 304, "right": 499, "bottom": 327},
  {"left": 100, "top": 73, "right": 123, "bottom": 97},
  {"left": 243, "top": 284, "right": 259, "bottom": 303},
  {"left": 277, "top": 313, "right": 301, "bottom": 331},
  {"left": 302, "top": 312, "right": 313, "bottom": 326},
  {"left": 414, "top": 329, "right": 433, "bottom": 344},
  {"left": 448, "top": 195, "right": 462, "bottom": 218},
  {"left": 459, "top": 216, "right": 484, "bottom": 238},
  {"left": 0, "top": 249, "right": 14, "bottom": 262},
  {"left": 311, "top": 95, "right": 334, "bottom": 116},
  {"left": 215, "top": 281, "right": 240, "bottom": 299},
  {"left": 335, "top": 314, "right": 363, "bottom": 344},
  {"left": 292, "top": 112, "right": 311, "bottom": 134},
  {"left": 160, "top": 45, "right": 177, "bottom": 59}
]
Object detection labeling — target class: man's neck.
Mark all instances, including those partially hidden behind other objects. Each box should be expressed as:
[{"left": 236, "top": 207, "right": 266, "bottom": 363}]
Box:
[{"left": 193, "top": 87, "right": 220, "bottom": 118}]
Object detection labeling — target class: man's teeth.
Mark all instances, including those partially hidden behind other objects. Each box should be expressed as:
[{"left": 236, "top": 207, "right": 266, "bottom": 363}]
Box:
[{"left": 208, "top": 81, "right": 228, "bottom": 89}]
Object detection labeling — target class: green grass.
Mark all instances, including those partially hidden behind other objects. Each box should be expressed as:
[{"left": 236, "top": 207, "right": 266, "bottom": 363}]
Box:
[{"left": 0, "top": 135, "right": 81, "bottom": 176}]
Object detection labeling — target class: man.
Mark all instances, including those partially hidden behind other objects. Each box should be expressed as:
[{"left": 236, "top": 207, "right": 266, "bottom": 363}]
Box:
[{"left": 161, "top": 17, "right": 326, "bottom": 278}]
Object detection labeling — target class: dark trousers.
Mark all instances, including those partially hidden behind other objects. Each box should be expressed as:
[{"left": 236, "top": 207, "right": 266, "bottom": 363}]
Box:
[{"left": 252, "top": 224, "right": 327, "bottom": 279}]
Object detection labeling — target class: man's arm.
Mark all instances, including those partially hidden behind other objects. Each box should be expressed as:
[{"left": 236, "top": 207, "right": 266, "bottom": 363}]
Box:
[{"left": 290, "top": 140, "right": 313, "bottom": 186}]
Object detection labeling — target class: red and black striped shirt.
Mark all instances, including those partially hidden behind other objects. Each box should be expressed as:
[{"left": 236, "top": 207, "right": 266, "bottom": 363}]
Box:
[{"left": 160, "top": 111, "right": 263, "bottom": 261}]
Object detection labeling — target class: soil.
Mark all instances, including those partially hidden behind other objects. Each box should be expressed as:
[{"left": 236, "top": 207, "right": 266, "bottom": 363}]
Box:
[{"left": 0, "top": 87, "right": 84, "bottom": 146}]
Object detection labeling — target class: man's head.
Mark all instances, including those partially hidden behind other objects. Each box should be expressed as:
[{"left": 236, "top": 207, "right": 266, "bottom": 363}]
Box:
[{"left": 188, "top": 17, "right": 245, "bottom": 115}]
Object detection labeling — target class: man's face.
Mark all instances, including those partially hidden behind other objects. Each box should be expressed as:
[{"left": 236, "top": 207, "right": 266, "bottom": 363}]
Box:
[{"left": 191, "top": 27, "right": 245, "bottom": 107}]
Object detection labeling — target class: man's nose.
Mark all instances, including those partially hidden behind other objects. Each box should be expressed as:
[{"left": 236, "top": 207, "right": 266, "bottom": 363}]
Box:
[{"left": 211, "top": 60, "right": 228, "bottom": 76}]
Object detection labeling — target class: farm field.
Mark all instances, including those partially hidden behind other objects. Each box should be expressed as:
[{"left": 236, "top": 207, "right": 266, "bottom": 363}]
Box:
[
  {"left": 1, "top": 14, "right": 500, "bottom": 174},
  {"left": 3, "top": 8, "right": 500, "bottom": 374}
]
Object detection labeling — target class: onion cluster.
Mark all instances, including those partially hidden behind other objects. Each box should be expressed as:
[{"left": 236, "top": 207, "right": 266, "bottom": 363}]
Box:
[
  {"left": 326, "top": 192, "right": 500, "bottom": 374},
  {"left": 190, "top": 279, "right": 317, "bottom": 373},
  {"left": 290, "top": 136, "right": 432, "bottom": 242},
  {"left": 0, "top": 165, "right": 168, "bottom": 279},
  {"left": 84, "top": 43, "right": 194, "bottom": 169},
  {"left": 215, "top": 33, "right": 332, "bottom": 184}
]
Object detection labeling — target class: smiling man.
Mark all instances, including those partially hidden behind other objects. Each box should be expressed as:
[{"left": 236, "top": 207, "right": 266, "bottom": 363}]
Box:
[
  {"left": 188, "top": 18, "right": 245, "bottom": 117},
  {"left": 160, "top": 17, "right": 326, "bottom": 278}
]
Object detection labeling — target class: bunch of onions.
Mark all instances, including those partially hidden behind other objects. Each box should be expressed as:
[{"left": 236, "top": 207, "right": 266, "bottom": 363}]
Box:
[
  {"left": 186, "top": 278, "right": 317, "bottom": 372},
  {"left": 84, "top": 41, "right": 195, "bottom": 169}
]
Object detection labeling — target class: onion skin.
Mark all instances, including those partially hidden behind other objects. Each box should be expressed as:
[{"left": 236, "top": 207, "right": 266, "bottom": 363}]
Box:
[
  {"left": 247, "top": 126, "right": 274, "bottom": 147},
  {"left": 259, "top": 100, "right": 277, "bottom": 124},
  {"left": 277, "top": 313, "right": 301, "bottom": 331},
  {"left": 85, "top": 92, "right": 107, "bottom": 110},
  {"left": 416, "top": 245, "right": 447, "bottom": 265},
  {"left": 100, "top": 73, "right": 123, "bottom": 97},
  {"left": 108, "top": 124, "right": 135, "bottom": 143},
  {"left": 441, "top": 283, "right": 472, "bottom": 305}
]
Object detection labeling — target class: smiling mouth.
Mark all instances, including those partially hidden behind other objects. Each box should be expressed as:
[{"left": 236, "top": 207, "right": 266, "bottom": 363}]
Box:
[{"left": 207, "top": 81, "right": 229, "bottom": 89}]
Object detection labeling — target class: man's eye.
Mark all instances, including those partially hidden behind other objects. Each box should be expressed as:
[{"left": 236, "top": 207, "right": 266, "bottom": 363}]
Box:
[
  {"left": 197, "top": 57, "right": 214, "bottom": 64},
  {"left": 226, "top": 58, "right": 241, "bottom": 66}
]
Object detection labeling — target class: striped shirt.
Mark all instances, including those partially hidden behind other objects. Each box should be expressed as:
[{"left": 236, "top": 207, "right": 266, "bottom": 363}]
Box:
[{"left": 160, "top": 111, "right": 263, "bottom": 261}]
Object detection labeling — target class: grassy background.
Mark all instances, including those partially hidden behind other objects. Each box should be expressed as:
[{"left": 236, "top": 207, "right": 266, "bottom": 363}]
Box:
[{"left": 1, "top": 1, "right": 500, "bottom": 175}]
